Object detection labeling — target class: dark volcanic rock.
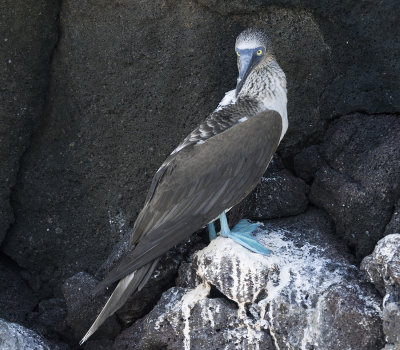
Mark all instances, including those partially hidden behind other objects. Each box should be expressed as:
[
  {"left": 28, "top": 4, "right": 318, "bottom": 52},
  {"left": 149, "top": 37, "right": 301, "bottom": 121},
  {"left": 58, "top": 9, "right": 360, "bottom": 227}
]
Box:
[
  {"left": 310, "top": 114, "right": 400, "bottom": 260},
  {"left": 361, "top": 234, "right": 400, "bottom": 349},
  {"left": 26, "top": 298, "right": 66, "bottom": 339},
  {"left": 62, "top": 272, "right": 120, "bottom": 342},
  {"left": 231, "top": 155, "right": 309, "bottom": 222},
  {"left": 245, "top": 170, "right": 308, "bottom": 220},
  {"left": 0, "top": 0, "right": 60, "bottom": 244},
  {"left": 2, "top": 0, "right": 332, "bottom": 291},
  {"left": 385, "top": 198, "right": 400, "bottom": 237},
  {"left": 293, "top": 145, "right": 326, "bottom": 183},
  {"left": 83, "top": 339, "right": 114, "bottom": 350},
  {"left": 117, "top": 210, "right": 383, "bottom": 350},
  {"left": 0, "top": 255, "right": 38, "bottom": 324}
]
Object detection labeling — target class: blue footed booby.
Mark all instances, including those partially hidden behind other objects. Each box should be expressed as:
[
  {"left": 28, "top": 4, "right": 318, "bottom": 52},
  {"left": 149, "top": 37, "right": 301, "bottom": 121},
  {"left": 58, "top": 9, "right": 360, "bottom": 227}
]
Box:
[{"left": 80, "top": 28, "right": 287, "bottom": 344}]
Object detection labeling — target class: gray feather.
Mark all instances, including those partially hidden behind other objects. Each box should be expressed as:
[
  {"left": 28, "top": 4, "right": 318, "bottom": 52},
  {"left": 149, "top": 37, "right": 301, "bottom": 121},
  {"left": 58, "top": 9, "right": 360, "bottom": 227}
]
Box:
[{"left": 80, "top": 261, "right": 157, "bottom": 345}]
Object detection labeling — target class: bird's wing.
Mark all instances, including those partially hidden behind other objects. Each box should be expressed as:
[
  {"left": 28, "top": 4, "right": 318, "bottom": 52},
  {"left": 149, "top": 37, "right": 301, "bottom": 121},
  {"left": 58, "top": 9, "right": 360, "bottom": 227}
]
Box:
[
  {"left": 94, "top": 110, "right": 282, "bottom": 292},
  {"left": 142, "top": 113, "right": 227, "bottom": 205},
  {"left": 165, "top": 96, "right": 261, "bottom": 159}
]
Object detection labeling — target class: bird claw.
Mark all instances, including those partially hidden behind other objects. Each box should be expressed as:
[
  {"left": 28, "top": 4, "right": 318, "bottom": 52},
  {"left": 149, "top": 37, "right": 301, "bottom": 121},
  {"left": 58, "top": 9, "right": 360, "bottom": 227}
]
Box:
[
  {"left": 228, "top": 219, "right": 271, "bottom": 255},
  {"left": 207, "top": 216, "right": 271, "bottom": 255},
  {"left": 232, "top": 219, "right": 260, "bottom": 233}
]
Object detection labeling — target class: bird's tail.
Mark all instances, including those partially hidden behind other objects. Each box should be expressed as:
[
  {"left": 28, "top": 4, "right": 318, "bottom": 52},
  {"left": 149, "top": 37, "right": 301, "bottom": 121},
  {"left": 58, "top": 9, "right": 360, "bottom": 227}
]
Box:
[{"left": 79, "top": 259, "right": 159, "bottom": 345}]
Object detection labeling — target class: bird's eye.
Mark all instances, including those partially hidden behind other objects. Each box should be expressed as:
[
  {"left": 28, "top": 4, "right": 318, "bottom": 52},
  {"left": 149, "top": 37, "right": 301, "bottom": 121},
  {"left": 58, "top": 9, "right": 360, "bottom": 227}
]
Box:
[
  {"left": 257, "top": 49, "right": 263, "bottom": 56},
  {"left": 236, "top": 51, "right": 240, "bottom": 57}
]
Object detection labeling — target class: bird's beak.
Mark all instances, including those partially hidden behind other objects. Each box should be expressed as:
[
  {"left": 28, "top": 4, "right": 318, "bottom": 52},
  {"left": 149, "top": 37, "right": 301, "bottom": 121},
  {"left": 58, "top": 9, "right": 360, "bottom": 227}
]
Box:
[{"left": 236, "top": 52, "right": 257, "bottom": 96}]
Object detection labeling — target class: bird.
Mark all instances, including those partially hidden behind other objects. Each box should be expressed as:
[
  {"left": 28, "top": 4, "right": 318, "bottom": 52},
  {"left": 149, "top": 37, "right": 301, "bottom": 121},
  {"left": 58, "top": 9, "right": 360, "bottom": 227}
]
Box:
[{"left": 80, "top": 27, "right": 288, "bottom": 344}]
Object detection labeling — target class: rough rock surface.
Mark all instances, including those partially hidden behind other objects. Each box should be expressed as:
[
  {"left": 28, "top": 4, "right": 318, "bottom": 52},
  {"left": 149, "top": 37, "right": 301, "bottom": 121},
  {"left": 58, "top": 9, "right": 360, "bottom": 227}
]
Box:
[
  {"left": 310, "top": 114, "right": 400, "bottom": 260},
  {"left": 62, "top": 272, "right": 121, "bottom": 342},
  {"left": 361, "top": 234, "right": 400, "bottom": 349},
  {"left": 232, "top": 156, "right": 309, "bottom": 222},
  {"left": 293, "top": 145, "right": 326, "bottom": 183},
  {"left": 0, "top": 255, "right": 38, "bottom": 324},
  {"left": 361, "top": 234, "right": 400, "bottom": 296},
  {"left": 0, "top": 318, "right": 65, "bottom": 350},
  {"left": 115, "top": 210, "right": 384, "bottom": 350},
  {"left": 82, "top": 339, "right": 115, "bottom": 350},
  {"left": 2, "top": 0, "right": 331, "bottom": 290},
  {"left": 25, "top": 298, "right": 67, "bottom": 341},
  {"left": 385, "top": 198, "right": 400, "bottom": 237},
  {"left": 0, "top": 0, "right": 60, "bottom": 244}
]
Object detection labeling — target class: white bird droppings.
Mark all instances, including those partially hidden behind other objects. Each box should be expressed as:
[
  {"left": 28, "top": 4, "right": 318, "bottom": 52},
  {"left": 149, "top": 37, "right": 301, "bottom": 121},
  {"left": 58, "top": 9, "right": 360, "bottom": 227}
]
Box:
[{"left": 181, "top": 283, "right": 211, "bottom": 350}]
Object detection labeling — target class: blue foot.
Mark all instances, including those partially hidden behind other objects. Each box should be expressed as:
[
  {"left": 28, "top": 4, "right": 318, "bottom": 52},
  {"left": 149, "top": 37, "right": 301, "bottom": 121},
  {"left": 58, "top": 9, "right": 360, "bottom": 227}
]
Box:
[
  {"left": 232, "top": 219, "right": 260, "bottom": 233},
  {"left": 218, "top": 213, "right": 271, "bottom": 256},
  {"left": 208, "top": 222, "right": 217, "bottom": 241}
]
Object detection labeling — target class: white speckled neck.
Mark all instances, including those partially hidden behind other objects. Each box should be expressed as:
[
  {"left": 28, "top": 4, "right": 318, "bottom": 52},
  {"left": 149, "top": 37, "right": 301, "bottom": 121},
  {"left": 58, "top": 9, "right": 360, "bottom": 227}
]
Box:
[
  {"left": 261, "top": 81, "right": 288, "bottom": 141},
  {"left": 215, "top": 62, "right": 288, "bottom": 142},
  {"left": 242, "top": 60, "right": 287, "bottom": 141}
]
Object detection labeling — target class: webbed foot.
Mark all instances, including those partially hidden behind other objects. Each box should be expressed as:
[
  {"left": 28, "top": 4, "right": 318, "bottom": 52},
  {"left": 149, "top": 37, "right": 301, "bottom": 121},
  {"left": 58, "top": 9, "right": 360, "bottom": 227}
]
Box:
[{"left": 219, "top": 213, "right": 271, "bottom": 256}]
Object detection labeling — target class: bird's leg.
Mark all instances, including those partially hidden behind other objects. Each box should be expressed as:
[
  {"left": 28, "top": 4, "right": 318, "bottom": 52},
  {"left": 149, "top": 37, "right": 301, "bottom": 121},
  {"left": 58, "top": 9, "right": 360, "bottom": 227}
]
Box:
[
  {"left": 218, "top": 211, "right": 231, "bottom": 237},
  {"left": 207, "top": 222, "right": 217, "bottom": 241},
  {"left": 218, "top": 212, "right": 271, "bottom": 256}
]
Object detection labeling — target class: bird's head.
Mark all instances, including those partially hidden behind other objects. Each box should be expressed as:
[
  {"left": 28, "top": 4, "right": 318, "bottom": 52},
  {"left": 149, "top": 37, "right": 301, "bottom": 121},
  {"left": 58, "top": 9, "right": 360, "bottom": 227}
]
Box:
[{"left": 235, "top": 28, "right": 275, "bottom": 96}]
